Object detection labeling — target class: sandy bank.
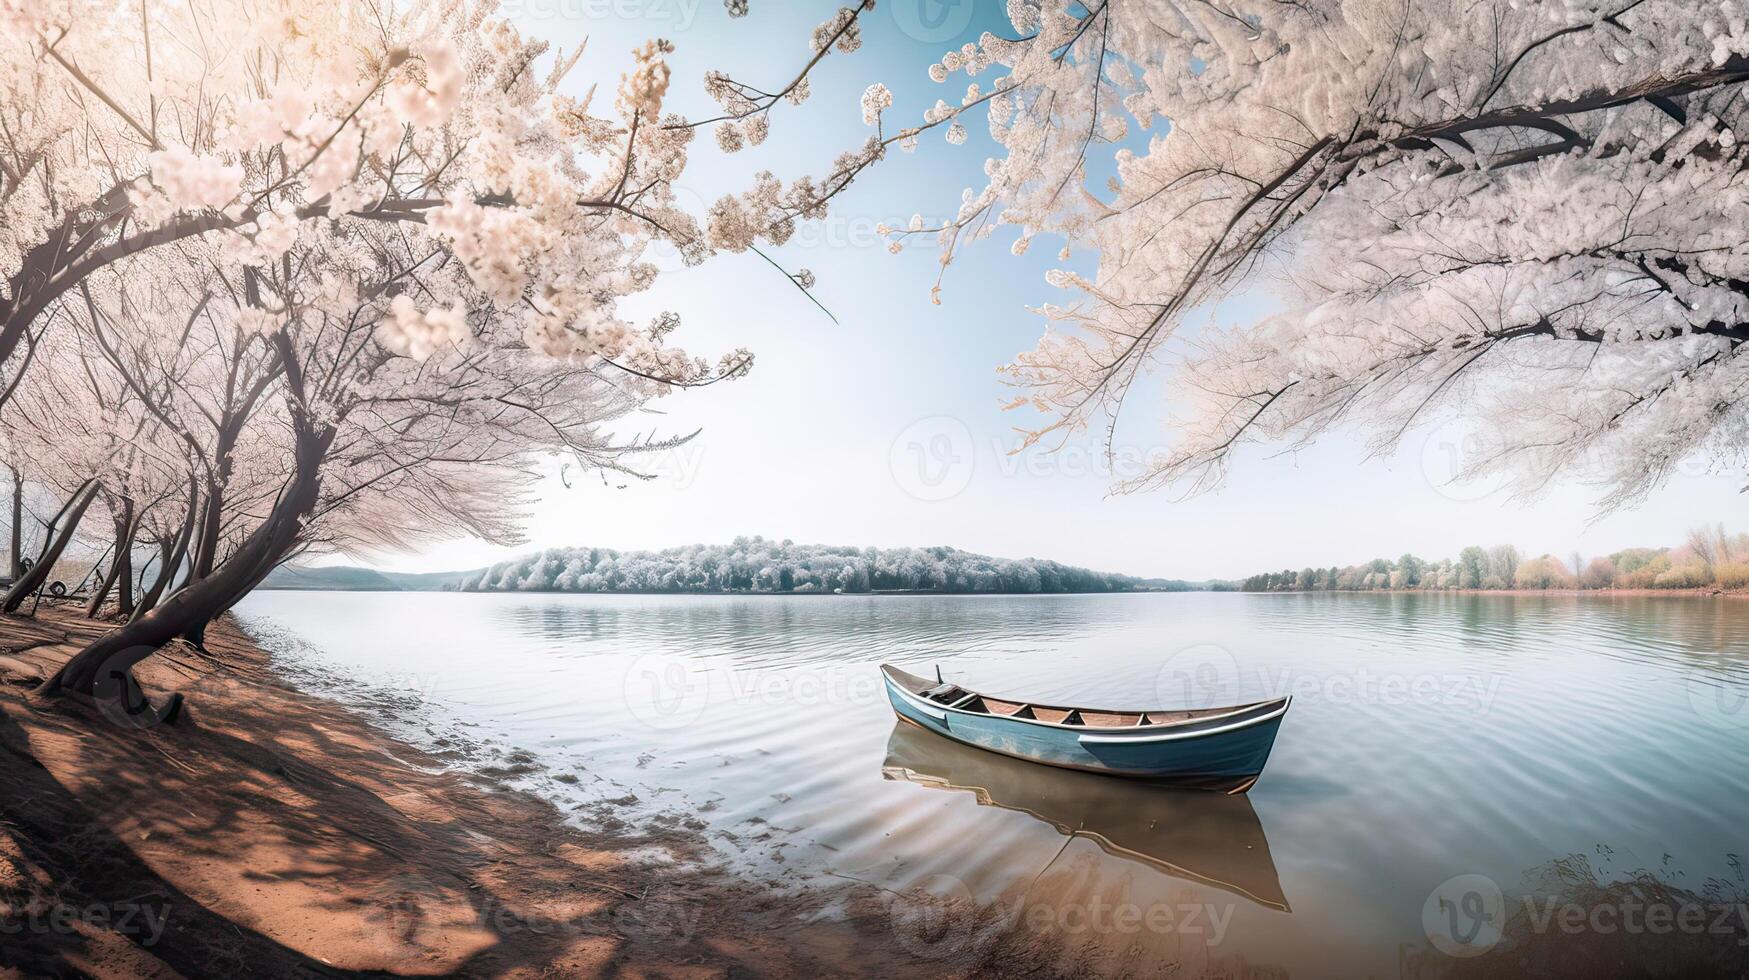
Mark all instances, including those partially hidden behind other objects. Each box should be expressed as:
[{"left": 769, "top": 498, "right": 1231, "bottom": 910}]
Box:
[{"left": 0, "top": 605, "right": 1002, "bottom": 978}]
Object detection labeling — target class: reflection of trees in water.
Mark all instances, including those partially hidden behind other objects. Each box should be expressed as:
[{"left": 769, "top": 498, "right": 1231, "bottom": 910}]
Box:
[
  {"left": 1406, "top": 850, "right": 1749, "bottom": 979},
  {"left": 1249, "top": 591, "right": 1749, "bottom": 672}
]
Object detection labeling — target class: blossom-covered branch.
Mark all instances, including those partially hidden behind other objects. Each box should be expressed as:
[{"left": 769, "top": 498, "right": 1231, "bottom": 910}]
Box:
[{"left": 895, "top": 0, "right": 1749, "bottom": 506}]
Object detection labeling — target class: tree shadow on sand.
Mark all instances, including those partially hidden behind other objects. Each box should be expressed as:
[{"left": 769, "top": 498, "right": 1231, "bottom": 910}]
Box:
[{"left": 0, "top": 611, "right": 850, "bottom": 977}]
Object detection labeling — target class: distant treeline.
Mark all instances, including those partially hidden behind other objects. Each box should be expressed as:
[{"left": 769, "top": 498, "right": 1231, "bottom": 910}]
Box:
[
  {"left": 457, "top": 538, "right": 1206, "bottom": 595},
  {"left": 1242, "top": 525, "right": 1749, "bottom": 593}
]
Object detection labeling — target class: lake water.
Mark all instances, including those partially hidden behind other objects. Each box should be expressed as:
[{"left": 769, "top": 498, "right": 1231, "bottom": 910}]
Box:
[{"left": 232, "top": 591, "right": 1749, "bottom": 977}]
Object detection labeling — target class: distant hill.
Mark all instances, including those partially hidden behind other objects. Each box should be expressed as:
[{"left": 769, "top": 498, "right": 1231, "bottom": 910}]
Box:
[
  {"left": 457, "top": 539, "right": 1215, "bottom": 595},
  {"left": 259, "top": 566, "right": 471, "bottom": 592},
  {"left": 261, "top": 541, "right": 1222, "bottom": 595}
]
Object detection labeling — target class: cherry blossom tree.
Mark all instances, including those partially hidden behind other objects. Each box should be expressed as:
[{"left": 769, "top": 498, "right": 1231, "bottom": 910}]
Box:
[
  {"left": 0, "top": 0, "right": 891, "bottom": 709},
  {"left": 884, "top": 0, "right": 1749, "bottom": 508}
]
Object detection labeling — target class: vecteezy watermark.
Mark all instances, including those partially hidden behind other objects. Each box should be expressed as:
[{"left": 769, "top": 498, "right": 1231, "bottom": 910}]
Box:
[
  {"left": 364, "top": 870, "right": 700, "bottom": 951},
  {"left": 1153, "top": 644, "right": 1507, "bottom": 715},
  {"left": 498, "top": 0, "right": 704, "bottom": 30},
  {"left": 622, "top": 654, "right": 713, "bottom": 731},
  {"left": 885, "top": 873, "right": 1239, "bottom": 962},
  {"left": 1253, "top": 663, "right": 1506, "bottom": 714},
  {"left": 887, "top": 873, "right": 979, "bottom": 960},
  {"left": 365, "top": 872, "right": 449, "bottom": 953},
  {"left": 890, "top": 415, "right": 976, "bottom": 502},
  {"left": 1420, "top": 415, "right": 1721, "bottom": 503},
  {"left": 0, "top": 900, "right": 171, "bottom": 947},
  {"left": 1155, "top": 644, "right": 1243, "bottom": 710},
  {"left": 621, "top": 659, "right": 884, "bottom": 732},
  {"left": 890, "top": 0, "right": 976, "bottom": 43},
  {"left": 1012, "top": 896, "right": 1235, "bottom": 942},
  {"left": 613, "top": 892, "right": 703, "bottom": 948},
  {"left": 1420, "top": 418, "right": 1510, "bottom": 503},
  {"left": 1424, "top": 874, "right": 1507, "bottom": 957},
  {"left": 886, "top": 418, "right": 1179, "bottom": 501},
  {"left": 1686, "top": 673, "right": 1749, "bottom": 732},
  {"left": 565, "top": 437, "right": 709, "bottom": 492},
  {"left": 1423, "top": 873, "right": 1749, "bottom": 958}
]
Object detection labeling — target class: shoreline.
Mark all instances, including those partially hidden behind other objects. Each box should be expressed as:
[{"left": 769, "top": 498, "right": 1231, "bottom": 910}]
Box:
[
  {"left": 256, "top": 586, "right": 1207, "bottom": 597},
  {"left": 0, "top": 605, "right": 985, "bottom": 977},
  {"left": 1243, "top": 587, "right": 1749, "bottom": 598},
  {"left": 255, "top": 585, "right": 1749, "bottom": 600}
]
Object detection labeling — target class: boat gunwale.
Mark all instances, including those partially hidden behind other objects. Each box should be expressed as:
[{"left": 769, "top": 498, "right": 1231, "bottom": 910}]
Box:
[{"left": 881, "top": 664, "right": 1289, "bottom": 737}]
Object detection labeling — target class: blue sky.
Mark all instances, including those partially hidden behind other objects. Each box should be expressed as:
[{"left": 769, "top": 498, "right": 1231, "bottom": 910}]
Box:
[{"left": 373, "top": 0, "right": 1749, "bottom": 580}]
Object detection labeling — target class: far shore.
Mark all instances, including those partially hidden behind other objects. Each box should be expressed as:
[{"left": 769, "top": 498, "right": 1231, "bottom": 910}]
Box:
[
  {"left": 255, "top": 586, "right": 1209, "bottom": 596},
  {"left": 1246, "top": 587, "right": 1749, "bottom": 598},
  {"left": 253, "top": 584, "right": 1749, "bottom": 599}
]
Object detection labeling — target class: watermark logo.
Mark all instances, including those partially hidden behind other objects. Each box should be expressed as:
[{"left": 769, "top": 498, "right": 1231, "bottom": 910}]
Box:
[
  {"left": 364, "top": 872, "right": 448, "bottom": 954},
  {"left": 1154, "top": 644, "right": 1243, "bottom": 709},
  {"left": 621, "top": 662, "right": 883, "bottom": 731},
  {"left": 1686, "top": 674, "right": 1749, "bottom": 731},
  {"left": 891, "top": 0, "right": 975, "bottom": 43},
  {"left": 1423, "top": 874, "right": 1506, "bottom": 957},
  {"left": 0, "top": 900, "right": 171, "bottom": 947},
  {"left": 1420, "top": 419, "right": 1508, "bottom": 502},
  {"left": 1423, "top": 870, "right": 1749, "bottom": 959},
  {"left": 499, "top": 0, "right": 704, "bottom": 30},
  {"left": 615, "top": 892, "right": 703, "bottom": 948},
  {"left": 1153, "top": 646, "right": 1506, "bottom": 715},
  {"left": 887, "top": 873, "right": 978, "bottom": 960},
  {"left": 890, "top": 415, "right": 976, "bottom": 501},
  {"left": 92, "top": 644, "right": 184, "bottom": 732},
  {"left": 622, "top": 654, "right": 712, "bottom": 731},
  {"left": 882, "top": 876, "right": 1240, "bottom": 962}
]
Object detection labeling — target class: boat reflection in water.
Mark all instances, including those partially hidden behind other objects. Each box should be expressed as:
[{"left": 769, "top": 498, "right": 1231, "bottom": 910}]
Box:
[{"left": 880, "top": 722, "right": 1290, "bottom": 912}]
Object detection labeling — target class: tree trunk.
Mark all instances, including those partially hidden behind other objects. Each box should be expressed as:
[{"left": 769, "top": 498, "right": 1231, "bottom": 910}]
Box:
[
  {"left": 114, "top": 510, "right": 137, "bottom": 617},
  {"left": 176, "top": 512, "right": 202, "bottom": 592},
  {"left": 188, "top": 411, "right": 250, "bottom": 583},
  {"left": 42, "top": 425, "right": 330, "bottom": 699},
  {"left": 132, "top": 488, "right": 197, "bottom": 623},
  {"left": 85, "top": 498, "right": 135, "bottom": 618},
  {"left": 189, "top": 478, "right": 224, "bottom": 582},
  {"left": 8, "top": 469, "right": 21, "bottom": 581},
  {"left": 2, "top": 482, "right": 98, "bottom": 613}
]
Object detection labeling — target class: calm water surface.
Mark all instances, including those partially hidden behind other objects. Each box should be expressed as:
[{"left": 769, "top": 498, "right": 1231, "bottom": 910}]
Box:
[{"left": 232, "top": 591, "right": 1749, "bottom": 976}]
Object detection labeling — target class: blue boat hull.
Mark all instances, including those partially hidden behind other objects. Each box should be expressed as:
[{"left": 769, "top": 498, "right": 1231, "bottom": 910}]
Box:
[{"left": 882, "top": 670, "right": 1286, "bottom": 791}]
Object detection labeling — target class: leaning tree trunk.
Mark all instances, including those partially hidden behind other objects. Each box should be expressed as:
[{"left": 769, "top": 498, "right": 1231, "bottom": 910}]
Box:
[
  {"left": 113, "top": 508, "right": 137, "bottom": 617},
  {"left": 132, "top": 488, "right": 197, "bottom": 623},
  {"left": 8, "top": 469, "right": 22, "bottom": 581},
  {"left": 2, "top": 481, "right": 98, "bottom": 613},
  {"left": 175, "top": 513, "right": 202, "bottom": 592},
  {"left": 41, "top": 423, "right": 331, "bottom": 700},
  {"left": 85, "top": 498, "right": 136, "bottom": 618},
  {"left": 187, "top": 412, "right": 249, "bottom": 583}
]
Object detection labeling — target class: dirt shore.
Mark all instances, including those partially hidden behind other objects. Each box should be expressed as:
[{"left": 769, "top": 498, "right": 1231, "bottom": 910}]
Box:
[{"left": 0, "top": 605, "right": 1003, "bottom": 978}]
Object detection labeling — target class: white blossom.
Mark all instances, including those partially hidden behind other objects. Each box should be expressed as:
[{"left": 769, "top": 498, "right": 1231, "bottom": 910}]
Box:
[
  {"left": 146, "top": 149, "right": 243, "bottom": 211},
  {"left": 860, "top": 82, "right": 892, "bottom": 125}
]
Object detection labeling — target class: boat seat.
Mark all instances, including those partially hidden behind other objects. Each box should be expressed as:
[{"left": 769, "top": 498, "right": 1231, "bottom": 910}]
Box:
[
  {"left": 923, "top": 683, "right": 971, "bottom": 704},
  {"left": 981, "top": 698, "right": 1029, "bottom": 717},
  {"left": 1079, "top": 711, "right": 1145, "bottom": 728},
  {"left": 1030, "top": 707, "right": 1079, "bottom": 724},
  {"left": 1140, "top": 710, "right": 1200, "bottom": 725}
]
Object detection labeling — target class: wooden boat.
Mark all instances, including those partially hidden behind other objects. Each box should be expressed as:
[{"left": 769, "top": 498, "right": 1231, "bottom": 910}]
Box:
[
  {"left": 881, "top": 722, "right": 1290, "bottom": 911},
  {"left": 880, "top": 664, "right": 1290, "bottom": 792}
]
